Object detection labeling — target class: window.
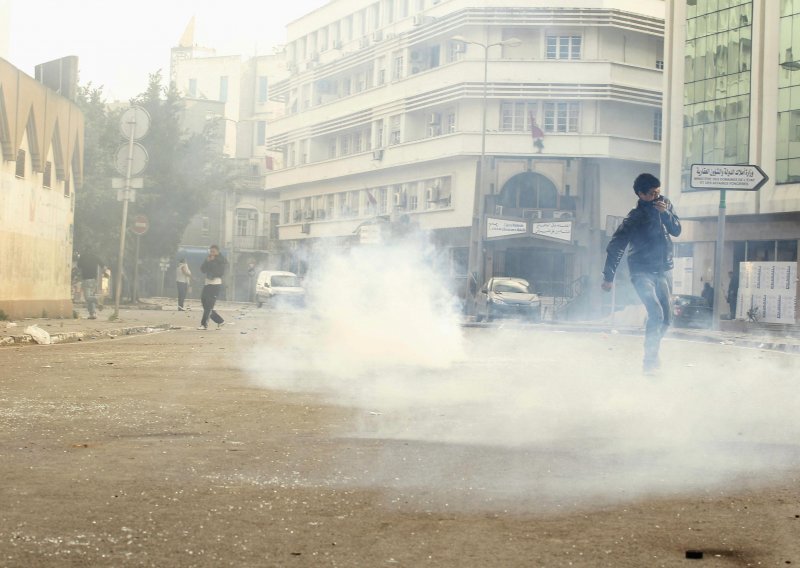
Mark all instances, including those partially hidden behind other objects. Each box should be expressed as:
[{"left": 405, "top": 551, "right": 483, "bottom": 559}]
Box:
[
  {"left": 393, "top": 53, "right": 404, "bottom": 80},
  {"left": 219, "top": 76, "right": 228, "bottom": 102},
  {"left": 446, "top": 110, "right": 456, "bottom": 133},
  {"left": 448, "top": 41, "right": 465, "bottom": 63},
  {"left": 543, "top": 102, "right": 579, "bottom": 133},
  {"left": 236, "top": 209, "right": 257, "bottom": 237},
  {"left": 201, "top": 216, "right": 210, "bottom": 236},
  {"left": 389, "top": 115, "right": 401, "bottom": 145},
  {"left": 341, "top": 134, "right": 351, "bottom": 155},
  {"left": 64, "top": 178, "right": 70, "bottom": 198},
  {"left": 329, "top": 138, "right": 338, "bottom": 159},
  {"left": 43, "top": 161, "right": 52, "bottom": 188},
  {"left": 501, "top": 101, "right": 537, "bottom": 132},
  {"left": 269, "top": 213, "right": 280, "bottom": 239},
  {"left": 546, "top": 36, "right": 582, "bottom": 60},
  {"left": 326, "top": 194, "right": 335, "bottom": 218},
  {"left": 15, "top": 149, "right": 25, "bottom": 178},
  {"left": 256, "top": 121, "right": 266, "bottom": 145},
  {"left": 188, "top": 78, "right": 197, "bottom": 98},
  {"left": 374, "top": 119, "right": 385, "bottom": 148},
  {"left": 257, "top": 76, "right": 268, "bottom": 102},
  {"left": 653, "top": 110, "right": 663, "bottom": 141},
  {"left": 378, "top": 187, "right": 389, "bottom": 214}
]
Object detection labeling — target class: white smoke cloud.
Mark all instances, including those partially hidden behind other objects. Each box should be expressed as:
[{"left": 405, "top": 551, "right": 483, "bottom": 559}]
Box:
[{"left": 243, "top": 237, "right": 800, "bottom": 512}]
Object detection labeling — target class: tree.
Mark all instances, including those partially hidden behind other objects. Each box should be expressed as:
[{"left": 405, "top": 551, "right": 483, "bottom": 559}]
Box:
[{"left": 73, "top": 72, "right": 229, "bottom": 295}]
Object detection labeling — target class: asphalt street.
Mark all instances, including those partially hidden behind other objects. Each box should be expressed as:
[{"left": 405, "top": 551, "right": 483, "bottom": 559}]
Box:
[{"left": 1, "top": 306, "right": 799, "bottom": 567}]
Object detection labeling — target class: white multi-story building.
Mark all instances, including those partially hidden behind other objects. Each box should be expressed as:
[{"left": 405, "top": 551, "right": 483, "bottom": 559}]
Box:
[
  {"left": 663, "top": 1, "right": 800, "bottom": 307},
  {"left": 266, "top": 0, "right": 665, "bottom": 314}
]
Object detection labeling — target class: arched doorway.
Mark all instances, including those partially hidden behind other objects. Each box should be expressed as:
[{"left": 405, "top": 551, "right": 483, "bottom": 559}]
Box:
[{"left": 497, "top": 172, "right": 558, "bottom": 210}]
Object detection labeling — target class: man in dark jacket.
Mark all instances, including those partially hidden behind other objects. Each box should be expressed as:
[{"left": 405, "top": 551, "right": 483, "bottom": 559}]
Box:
[
  {"left": 77, "top": 250, "right": 104, "bottom": 319},
  {"left": 601, "top": 173, "right": 682, "bottom": 374},
  {"left": 198, "top": 245, "right": 227, "bottom": 330}
]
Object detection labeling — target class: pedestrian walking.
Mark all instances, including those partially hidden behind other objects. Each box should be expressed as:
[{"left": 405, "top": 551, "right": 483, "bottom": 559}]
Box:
[
  {"left": 701, "top": 282, "right": 714, "bottom": 309},
  {"left": 601, "top": 173, "right": 682, "bottom": 374},
  {"left": 198, "top": 245, "right": 227, "bottom": 330},
  {"left": 176, "top": 258, "right": 192, "bottom": 311},
  {"left": 77, "top": 249, "right": 104, "bottom": 320},
  {"left": 727, "top": 270, "right": 739, "bottom": 319}
]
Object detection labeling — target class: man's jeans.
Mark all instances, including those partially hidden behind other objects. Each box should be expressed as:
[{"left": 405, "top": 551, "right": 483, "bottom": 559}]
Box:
[
  {"left": 82, "top": 279, "right": 98, "bottom": 317},
  {"left": 631, "top": 271, "right": 672, "bottom": 365}
]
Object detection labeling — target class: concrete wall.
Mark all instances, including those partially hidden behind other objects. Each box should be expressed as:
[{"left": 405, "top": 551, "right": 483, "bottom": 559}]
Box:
[{"left": 0, "top": 58, "right": 83, "bottom": 319}]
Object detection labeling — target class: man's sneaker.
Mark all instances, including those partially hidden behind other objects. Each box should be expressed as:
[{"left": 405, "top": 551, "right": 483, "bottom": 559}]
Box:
[
  {"left": 196, "top": 325, "right": 207, "bottom": 330},
  {"left": 216, "top": 322, "right": 225, "bottom": 330},
  {"left": 88, "top": 315, "right": 97, "bottom": 320},
  {"left": 178, "top": 306, "right": 185, "bottom": 311},
  {"left": 643, "top": 359, "right": 661, "bottom": 375}
]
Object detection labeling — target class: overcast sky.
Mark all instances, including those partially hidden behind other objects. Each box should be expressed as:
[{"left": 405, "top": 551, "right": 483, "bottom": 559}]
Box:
[{"left": 3, "top": 0, "right": 329, "bottom": 101}]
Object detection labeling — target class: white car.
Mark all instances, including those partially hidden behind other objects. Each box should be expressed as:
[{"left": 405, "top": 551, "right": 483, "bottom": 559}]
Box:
[
  {"left": 255, "top": 270, "right": 305, "bottom": 308},
  {"left": 476, "top": 277, "right": 542, "bottom": 322}
]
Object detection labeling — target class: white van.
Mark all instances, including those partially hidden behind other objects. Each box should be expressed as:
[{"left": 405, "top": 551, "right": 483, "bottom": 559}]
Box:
[{"left": 255, "top": 270, "right": 305, "bottom": 308}]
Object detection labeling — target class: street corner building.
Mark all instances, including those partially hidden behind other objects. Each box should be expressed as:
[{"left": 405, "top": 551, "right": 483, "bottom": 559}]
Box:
[{"left": 0, "top": 57, "right": 84, "bottom": 319}]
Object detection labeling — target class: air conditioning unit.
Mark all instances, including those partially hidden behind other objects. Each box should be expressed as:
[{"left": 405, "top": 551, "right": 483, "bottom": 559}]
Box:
[
  {"left": 316, "top": 79, "right": 332, "bottom": 93},
  {"left": 523, "top": 209, "right": 543, "bottom": 219},
  {"left": 393, "top": 192, "right": 406, "bottom": 208},
  {"left": 287, "top": 62, "right": 298, "bottom": 74},
  {"left": 372, "top": 148, "right": 384, "bottom": 160},
  {"left": 372, "top": 30, "right": 383, "bottom": 42},
  {"left": 410, "top": 51, "right": 422, "bottom": 62},
  {"left": 316, "top": 209, "right": 326, "bottom": 220},
  {"left": 359, "top": 36, "right": 371, "bottom": 49},
  {"left": 332, "top": 40, "right": 343, "bottom": 49},
  {"left": 301, "top": 223, "right": 311, "bottom": 234},
  {"left": 553, "top": 210, "right": 574, "bottom": 219},
  {"left": 293, "top": 210, "right": 303, "bottom": 222},
  {"left": 426, "top": 187, "right": 439, "bottom": 202},
  {"left": 428, "top": 112, "right": 441, "bottom": 125}
]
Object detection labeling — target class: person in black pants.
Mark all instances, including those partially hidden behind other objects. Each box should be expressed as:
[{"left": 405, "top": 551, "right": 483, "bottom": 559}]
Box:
[
  {"left": 601, "top": 173, "right": 682, "bottom": 374},
  {"left": 198, "top": 245, "right": 227, "bottom": 330}
]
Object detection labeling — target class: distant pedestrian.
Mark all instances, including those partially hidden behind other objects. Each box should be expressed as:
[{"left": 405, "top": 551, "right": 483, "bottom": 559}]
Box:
[
  {"left": 198, "top": 245, "right": 227, "bottom": 330},
  {"left": 176, "top": 258, "right": 192, "bottom": 311},
  {"left": 727, "top": 270, "right": 739, "bottom": 319},
  {"left": 701, "top": 282, "right": 714, "bottom": 309},
  {"left": 77, "top": 249, "right": 104, "bottom": 320},
  {"left": 601, "top": 173, "right": 682, "bottom": 374}
]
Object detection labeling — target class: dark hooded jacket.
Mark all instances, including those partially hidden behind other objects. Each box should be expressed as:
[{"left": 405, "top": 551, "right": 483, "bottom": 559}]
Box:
[{"left": 602, "top": 198, "right": 681, "bottom": 282}]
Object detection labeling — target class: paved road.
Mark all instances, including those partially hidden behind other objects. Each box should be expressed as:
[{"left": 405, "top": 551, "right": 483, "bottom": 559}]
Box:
[{"left": 1, "top": 307, "right": 799, "bottom": 567}]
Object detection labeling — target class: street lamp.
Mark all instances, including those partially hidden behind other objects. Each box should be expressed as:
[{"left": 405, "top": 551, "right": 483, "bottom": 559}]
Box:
[{"left": 451, "top": 35, "right": 522, "bottom": 316}]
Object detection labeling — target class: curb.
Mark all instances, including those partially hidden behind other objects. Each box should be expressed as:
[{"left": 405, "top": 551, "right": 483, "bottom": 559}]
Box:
[{"left": 1, "top": 324, "right": 173, "bottom": 347}]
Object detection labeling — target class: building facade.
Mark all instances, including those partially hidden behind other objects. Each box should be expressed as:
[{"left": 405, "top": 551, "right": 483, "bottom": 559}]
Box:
[
  {"left": 0, "top": 58, "right": 83, "bottom": 318},
  {"left": 265, "top": 0, "right": 665, "bottom": 316},
  {"left": 170, "top": 25, "right": 287, "bottom": 301},
  {"left": 662, "top": 0, "right": 800, "bottom": 301}
]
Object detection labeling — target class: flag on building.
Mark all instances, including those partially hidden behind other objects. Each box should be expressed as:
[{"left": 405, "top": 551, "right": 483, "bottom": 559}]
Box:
[{"left": 530, "top": 112, "right": 545, "bottom": 152}]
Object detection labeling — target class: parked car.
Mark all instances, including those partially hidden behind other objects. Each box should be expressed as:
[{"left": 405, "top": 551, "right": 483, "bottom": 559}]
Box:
[
  {"left": 476, "top": 277, "right": 542, "bottom": 322},
  {"left": 672, "top": 294, "right": 712, "bottom": 328},
  {"left": 255, "top": 270, "right": 305, "bottom": 308}
]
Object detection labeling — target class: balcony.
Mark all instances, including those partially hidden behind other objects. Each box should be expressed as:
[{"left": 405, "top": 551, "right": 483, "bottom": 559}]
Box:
[{"left": 232, "top": 235, "right": 271, "bottom": 251}]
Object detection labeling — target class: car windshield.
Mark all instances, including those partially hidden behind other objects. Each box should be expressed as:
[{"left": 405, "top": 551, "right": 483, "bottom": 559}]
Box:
[
  {"left": 675, "top": 295, "right": 707, "bottom": 307},
  {"left": 493, "top": 281, "right": 530, "bottom": 294},
  {"left": 271, "top": 275, "right": 299, "bottom": 287}
]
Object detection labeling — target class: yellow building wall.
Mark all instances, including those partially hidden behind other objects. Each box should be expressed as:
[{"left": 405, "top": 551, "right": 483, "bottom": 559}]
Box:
[{"left": 0, "top": 58, "right": 83, "bottom": 319}]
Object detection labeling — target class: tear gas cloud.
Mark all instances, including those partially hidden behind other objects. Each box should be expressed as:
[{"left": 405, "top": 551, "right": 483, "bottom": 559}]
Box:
[{"left": 244, "top": 236, "right": 800, "bottom": 511}]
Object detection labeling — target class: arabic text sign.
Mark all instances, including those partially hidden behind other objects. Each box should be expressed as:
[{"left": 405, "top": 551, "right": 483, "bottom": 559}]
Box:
[
  {"left": 531, "top": 221, "right": 572, "bottom": 242},
  {"left": 690, "top": 164, "right": 768, "bottom": 191},
  {"left": 486, "top": 217, "right": 527, "bottom": 239}
]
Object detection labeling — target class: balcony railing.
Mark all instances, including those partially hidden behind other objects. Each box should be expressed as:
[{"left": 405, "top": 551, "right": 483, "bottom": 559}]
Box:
[{"left": 232, "top": 235, "right": 271, "bottom": 251}]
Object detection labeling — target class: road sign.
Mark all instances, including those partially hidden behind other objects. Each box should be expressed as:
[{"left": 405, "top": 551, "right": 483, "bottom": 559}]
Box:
[
  {"left": 120, "top": 106, "right": 151, "bottom": 140},
  {"left": 131, "top": 214, "right": 149, "bottom": 235},
  {"left": 115, "top": 143, "right": 148, "bottom": 177},
  {"left": 689, "top": 164, "right": 768, "bottom": 191},
  {"left": 112, "top": 177, "right": 143, "bottom": 189}
]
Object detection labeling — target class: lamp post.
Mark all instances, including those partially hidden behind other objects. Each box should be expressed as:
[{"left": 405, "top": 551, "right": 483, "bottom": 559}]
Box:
[{"left": 451, "top": 35, "right": 521, "bottom": 317}]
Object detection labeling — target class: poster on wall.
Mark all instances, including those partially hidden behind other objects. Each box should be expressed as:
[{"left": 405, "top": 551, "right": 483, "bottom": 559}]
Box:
[
  {"left": 672, "top": 257, "right": 694, "bottom": 296},
  {"left": 736, "top": 262, "right": 797, "bottom": 323}
]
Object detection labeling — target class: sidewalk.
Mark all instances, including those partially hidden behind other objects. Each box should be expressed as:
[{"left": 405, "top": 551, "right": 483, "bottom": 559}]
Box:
[
  {"left": 4, "top": 297, "right": 800, "bottom": 354},
  {"left": 0, "top": 297, "right": 248, "bottom": 347}
]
